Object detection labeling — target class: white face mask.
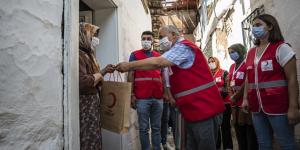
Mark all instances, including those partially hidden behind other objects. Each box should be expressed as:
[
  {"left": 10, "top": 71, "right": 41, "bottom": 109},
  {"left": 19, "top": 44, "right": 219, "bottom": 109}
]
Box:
[
  {"left": 208, "top": 62, "right": 217, "bottom": 70},
  {"left": 141, "top": 40, "right": 152, "bottom": 50},
  {"left": 91, "top": 37, "right": 100, "bottom": 48},
  {"left": 159, "top": 37, "right": 172, "bottom": 51}
]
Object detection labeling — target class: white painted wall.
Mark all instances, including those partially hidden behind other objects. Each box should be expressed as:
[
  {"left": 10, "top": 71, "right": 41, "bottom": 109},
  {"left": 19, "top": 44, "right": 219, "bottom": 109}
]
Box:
[
  {"left": 212, "top": 0, "right": 251, "bottom": 70},
  {"left": 117, "top": 0, "right": 152, "bottom": 63},
  {"left": 226, "top": 0, "right": 248, "bottom": 46},
  {"left": 117, "top": 1, "right": 152, "bottom": 147},
  {"left": 94, "top": 8, "right": 119, "bottom": 72},
  {"left": 93, "top": 0, "right": 152, "bottom": 150},
  {"left": 0, "top": 0, "right": 64, "bottom": 149}
]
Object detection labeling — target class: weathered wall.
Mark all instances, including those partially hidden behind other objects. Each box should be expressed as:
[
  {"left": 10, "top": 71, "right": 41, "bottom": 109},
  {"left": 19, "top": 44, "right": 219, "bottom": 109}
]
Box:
[
  {"left": 118, "top": 1, "right": 152, "bottom": 149},
  {"left": 118, "top": 0, "right": 152, "bottom": 63},
  {"left": 212, "top": 0, "right": 251, "bottom": 70},
  {"left": 0, "top": 0, "right": 64, "bottom": 149},
  {"left": 94, "top": 0, "right": 152, "bottom": 150}
]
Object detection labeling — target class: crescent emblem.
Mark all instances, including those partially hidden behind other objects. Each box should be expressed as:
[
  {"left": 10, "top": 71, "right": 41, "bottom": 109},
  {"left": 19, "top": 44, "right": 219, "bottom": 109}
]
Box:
[{"left": 107, "top": 92, "right": 117, "bottom": 108}]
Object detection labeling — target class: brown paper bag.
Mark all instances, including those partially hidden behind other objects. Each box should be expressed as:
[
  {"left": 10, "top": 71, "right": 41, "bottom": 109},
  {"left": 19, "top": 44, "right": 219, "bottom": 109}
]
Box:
[{"left": 100, "top": 79, "right": 132, "bottom": 134}]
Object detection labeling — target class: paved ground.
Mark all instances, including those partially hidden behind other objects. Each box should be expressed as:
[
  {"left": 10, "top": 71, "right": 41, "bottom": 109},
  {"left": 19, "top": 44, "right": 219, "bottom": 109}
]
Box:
[{"left": 163, "top": 126, "right": 300, "bottom": 150}]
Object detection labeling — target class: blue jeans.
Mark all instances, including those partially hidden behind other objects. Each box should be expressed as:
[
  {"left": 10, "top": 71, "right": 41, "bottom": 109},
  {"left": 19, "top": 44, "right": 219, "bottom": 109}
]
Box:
[
  {"left": 161, "top": 102, "right": 169, "bottom": 145},
  {"left": 252, "top": 111, "right": 297, "bottom": 150},
  {"left": 136, "top": 98, "right": 163, "bottom": 150}
]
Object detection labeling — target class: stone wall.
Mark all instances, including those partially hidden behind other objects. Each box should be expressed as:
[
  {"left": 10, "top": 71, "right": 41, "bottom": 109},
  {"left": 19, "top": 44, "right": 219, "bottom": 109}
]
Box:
[{"left": 0, "top": 0, "right": 64, "bottom": 149}]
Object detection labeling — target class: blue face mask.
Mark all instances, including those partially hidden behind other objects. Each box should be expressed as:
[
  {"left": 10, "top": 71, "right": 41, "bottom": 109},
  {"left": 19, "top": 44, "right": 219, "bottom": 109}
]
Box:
[
  {"left": 229, "top": 51, "right": 240, "bottom": 61},
  {"left": 252, "top": 26, "right": 267, "bottom": 39}
]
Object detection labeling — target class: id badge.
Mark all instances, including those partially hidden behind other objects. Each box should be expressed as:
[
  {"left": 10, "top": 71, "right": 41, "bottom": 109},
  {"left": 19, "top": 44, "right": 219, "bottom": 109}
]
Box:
[
  {"left": 261, "top": 60, "right": 273, "bottom": 71},
  {"left": 215, "top": 77, "right": 222, "bottom": 82},
  {"left": 236, "top": 72, "right": 244, "bottom": 79}
]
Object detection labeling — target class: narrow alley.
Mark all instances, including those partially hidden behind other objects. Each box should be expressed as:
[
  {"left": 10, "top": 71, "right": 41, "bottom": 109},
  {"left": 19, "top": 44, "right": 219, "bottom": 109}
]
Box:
[{"left": 0, "top": 0, "right": 300, "bottom": 150}]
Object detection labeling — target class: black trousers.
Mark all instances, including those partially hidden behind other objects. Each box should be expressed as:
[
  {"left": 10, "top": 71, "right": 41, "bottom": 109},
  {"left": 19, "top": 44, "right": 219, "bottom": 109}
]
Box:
[
  {"left": 235, "top": 124, "right": 258, "bottom": 150},
  {"left": 217, "top": 104, "right": 233, "bottom": 149}
]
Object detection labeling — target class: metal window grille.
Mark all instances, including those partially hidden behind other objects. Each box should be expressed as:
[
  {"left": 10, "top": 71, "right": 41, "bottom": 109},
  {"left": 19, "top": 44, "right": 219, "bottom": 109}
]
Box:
[{"left": 241, "top": 5, "right": 264, "bottom": 49}]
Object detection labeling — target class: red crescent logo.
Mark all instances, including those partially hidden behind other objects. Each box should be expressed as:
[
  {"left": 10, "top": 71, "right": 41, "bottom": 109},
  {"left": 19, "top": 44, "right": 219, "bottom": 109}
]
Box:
[{"left": 107, "top": 92, "right": 117, "bottom": 108}]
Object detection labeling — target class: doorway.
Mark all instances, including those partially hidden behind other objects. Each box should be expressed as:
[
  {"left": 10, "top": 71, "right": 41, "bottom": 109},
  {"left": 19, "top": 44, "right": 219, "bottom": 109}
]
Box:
[
  {"left": 80, "top": 0, "right": 119, "bottom": 70},
  {"left": 79, "top": 1, "right": 126, "bottom": 150}
]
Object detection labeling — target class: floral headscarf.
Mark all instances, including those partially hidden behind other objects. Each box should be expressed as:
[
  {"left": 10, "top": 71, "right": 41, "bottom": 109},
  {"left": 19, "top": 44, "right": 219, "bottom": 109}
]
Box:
[{"left": 79, "top": 23, "right": 101, "bottom": 73}]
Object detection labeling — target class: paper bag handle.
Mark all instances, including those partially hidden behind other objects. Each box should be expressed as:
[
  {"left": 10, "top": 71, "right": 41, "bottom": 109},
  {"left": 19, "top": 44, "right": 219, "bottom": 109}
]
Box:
[{"left": 108, "top": 72, "right": 123, "bottom": 82}]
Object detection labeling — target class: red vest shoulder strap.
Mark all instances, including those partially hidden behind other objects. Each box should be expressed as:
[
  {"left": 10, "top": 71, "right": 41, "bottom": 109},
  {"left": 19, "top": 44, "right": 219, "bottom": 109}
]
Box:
[
  {"left": 229, "top": 64, "right": 235, "bottom": 74},
  {"left": 245, "top": 47, "right": 256, "bottom": 64},
  {"left": 268, "top": 41, "right": 285, "bottom": 55},
  {"left": 132, "top": 49, "right": 143, "bottom": 55},
  {"left": 151, "top": 50, "right": 161, "bottom": 57},
  {"left": 180, "top": 40, "right": 200, "bottom": 52},
  {"left": 215, "top": 69, "right": 225, "bottom": 77}
]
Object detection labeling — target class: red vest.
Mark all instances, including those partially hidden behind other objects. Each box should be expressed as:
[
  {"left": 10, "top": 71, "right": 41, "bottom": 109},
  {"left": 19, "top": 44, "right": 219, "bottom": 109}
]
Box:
[
  {"left": 245, "top": 41, "right": 289, "bottom": 114},
  {"left": 170, "top": 40, "right": 225, "bottom": 122},
  {"left": 228, "top": 62, "right": 247, "bottom": 107},
  {"left": 133, "top": 49, "right": 163, "bottom": 99},
  {"left": 214, "top": 69, "right": 231, "bottom": 104}
]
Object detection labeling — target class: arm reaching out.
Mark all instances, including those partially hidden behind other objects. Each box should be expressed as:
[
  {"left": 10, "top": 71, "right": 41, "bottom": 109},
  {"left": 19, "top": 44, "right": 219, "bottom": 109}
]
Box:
[{"left": 116, "top": 56, "right": 174, "bottom": 72}]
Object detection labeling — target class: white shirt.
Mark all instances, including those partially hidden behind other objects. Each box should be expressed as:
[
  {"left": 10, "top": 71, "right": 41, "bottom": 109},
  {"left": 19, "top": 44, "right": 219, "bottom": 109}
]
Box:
[
  {"left": 276, "top": 43, "right": 295, "bottom": 67},
  {"left": 163, "top": 67, "right": 170, "bottom": 88},
  {"left": 254, "top": 43, "right": 295, "bottom": 67}
]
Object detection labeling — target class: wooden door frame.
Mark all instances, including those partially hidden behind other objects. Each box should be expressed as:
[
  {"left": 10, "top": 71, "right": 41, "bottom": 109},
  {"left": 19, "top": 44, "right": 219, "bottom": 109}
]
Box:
[{"left": 63, "top": 0, "right": 80, "bottom": 149}]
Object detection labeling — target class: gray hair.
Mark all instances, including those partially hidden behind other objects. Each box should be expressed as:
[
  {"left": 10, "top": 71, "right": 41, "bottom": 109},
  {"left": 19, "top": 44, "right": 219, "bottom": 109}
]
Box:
[{"left": 160, "top": 25, "right": 180, "bottom": 36}]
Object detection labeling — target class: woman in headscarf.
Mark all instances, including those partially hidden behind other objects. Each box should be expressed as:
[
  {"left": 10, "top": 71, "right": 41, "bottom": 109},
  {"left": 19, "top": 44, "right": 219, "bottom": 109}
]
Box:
[
  {"left": 79, "top": 22, "right": 114, "bottom": 150},
  {"left": 228, "top": 43, "right": 258, "bottom": 150},
  {"left": 208, "top": 57, "right": 233, "bottom": 150}
]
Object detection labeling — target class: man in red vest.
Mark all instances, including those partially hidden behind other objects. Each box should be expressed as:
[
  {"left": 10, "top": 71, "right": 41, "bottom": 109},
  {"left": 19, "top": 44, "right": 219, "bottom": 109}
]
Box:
[
  {"left": 117, "top": 26, "right": 224, "bottom": 150},
  {"left": 128, "top": 31, "right": 164, "bottom": 150}
]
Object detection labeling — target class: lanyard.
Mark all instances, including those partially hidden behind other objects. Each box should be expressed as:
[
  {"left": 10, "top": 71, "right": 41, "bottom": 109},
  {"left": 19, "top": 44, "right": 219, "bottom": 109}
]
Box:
[{"left": 231, "top": 61, "right": 245, "bottom": 81}]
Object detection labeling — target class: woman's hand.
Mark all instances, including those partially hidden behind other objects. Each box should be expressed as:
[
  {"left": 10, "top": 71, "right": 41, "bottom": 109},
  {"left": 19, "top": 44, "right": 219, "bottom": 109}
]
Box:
[
  {"left": 131, "top": 95, "right": 137, "bottom": 109},
  {"left": 102, "top": 64, "right": 115, "bottom": 75},
  {"left": 287, "top": 107, "right": 300, "bottom": 125},
  {"left": 163, "top": 90, "right": 170, "bottom": 102},
  {"left": 241, "top": 99, "right": 249, "bottom": 113},
  {"left": 93, "top": 73, "right": 103, "bottom": 86},
  {"left": 169, "top": 95, "right": 176, "bottom": 107}
]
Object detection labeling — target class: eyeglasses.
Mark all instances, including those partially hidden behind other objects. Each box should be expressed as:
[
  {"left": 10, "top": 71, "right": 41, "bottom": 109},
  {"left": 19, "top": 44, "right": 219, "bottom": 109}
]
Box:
[{"left": 142, "top": 37, "right": 152, "bottom": 41}]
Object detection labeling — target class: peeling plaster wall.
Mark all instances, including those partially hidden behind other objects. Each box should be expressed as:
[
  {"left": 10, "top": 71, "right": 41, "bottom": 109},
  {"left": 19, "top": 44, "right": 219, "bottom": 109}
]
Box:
[
  {"left": 0, "top": 0, "right": 64, "bottom": 149},
  {"left": 214, "top": 0, "right": 251, "bottom": 69}
]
